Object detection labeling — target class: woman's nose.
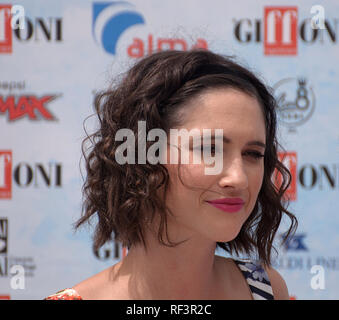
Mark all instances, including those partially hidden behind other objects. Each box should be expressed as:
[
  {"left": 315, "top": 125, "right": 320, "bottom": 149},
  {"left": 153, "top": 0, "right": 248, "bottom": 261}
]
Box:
[{"left": 218, "top": 158, "right": 249, "bottom": 190}]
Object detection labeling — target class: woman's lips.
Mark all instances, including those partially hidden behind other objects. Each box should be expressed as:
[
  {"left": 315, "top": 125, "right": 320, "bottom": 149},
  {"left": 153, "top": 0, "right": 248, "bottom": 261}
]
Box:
[{"left": 205, "top": 198, "right": 245, "bottom": 213}]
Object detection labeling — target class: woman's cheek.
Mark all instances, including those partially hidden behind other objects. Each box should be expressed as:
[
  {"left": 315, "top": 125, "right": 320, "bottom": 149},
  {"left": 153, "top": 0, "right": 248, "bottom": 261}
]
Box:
[{"left": 247, "top": 168, "right": 264, "bottom": 211}]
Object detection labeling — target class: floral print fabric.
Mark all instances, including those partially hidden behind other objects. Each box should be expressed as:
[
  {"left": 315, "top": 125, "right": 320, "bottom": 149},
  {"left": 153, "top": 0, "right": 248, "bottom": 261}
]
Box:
[{"left": 44, "top": 288, "right": 82, "bottom": 300}]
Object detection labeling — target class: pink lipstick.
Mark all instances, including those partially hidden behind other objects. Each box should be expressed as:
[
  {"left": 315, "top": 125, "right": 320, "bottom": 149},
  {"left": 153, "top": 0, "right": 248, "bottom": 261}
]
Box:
[{"left": 206, "top": 197, "right": 245, "bottom": 213}]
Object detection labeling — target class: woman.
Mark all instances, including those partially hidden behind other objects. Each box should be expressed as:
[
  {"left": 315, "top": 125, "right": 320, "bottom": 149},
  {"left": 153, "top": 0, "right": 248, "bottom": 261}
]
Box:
[{"left": 45, "top": 49, "right": 297, "bottom": 300}]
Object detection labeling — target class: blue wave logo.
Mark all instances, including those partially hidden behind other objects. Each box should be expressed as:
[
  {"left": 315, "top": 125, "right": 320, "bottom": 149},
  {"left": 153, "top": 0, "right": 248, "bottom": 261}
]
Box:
[{"left": 92, "top": 1, "right": 145, "bottom": 55}]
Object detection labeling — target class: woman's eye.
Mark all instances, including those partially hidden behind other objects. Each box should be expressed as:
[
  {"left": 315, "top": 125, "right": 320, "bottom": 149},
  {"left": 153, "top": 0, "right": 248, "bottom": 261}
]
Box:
[
  {"left": 192, "top": 146, "right": 264, "bottom": 159},
  {"left": 246, "top": 151, "right": 265, "bottom": 160}
]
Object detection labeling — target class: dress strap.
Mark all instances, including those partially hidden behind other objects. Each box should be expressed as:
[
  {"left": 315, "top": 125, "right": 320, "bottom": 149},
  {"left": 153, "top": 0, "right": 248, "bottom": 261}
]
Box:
[{"left": 233, "top": 259, "right": 274, "bottom": 300}]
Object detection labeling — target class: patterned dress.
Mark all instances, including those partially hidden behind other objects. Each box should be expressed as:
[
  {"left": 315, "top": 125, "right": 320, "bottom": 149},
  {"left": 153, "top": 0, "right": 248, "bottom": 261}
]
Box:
[
  {"left": 44, "top": 288, "right": 82, "bottom": 300},
  {"left": 233, "top": 259, "right": 274, "bottom": 300}
]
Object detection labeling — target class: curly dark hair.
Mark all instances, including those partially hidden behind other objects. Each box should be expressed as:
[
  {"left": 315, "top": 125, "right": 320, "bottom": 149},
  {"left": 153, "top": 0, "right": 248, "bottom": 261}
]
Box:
[{"left": 75, "top": 49, "right": 297, "bottom": 266}]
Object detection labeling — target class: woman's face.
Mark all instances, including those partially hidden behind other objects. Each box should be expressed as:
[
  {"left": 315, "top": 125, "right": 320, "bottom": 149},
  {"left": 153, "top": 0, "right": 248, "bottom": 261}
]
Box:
[{"left": 162, "top": 87, "right": 266, "bottom": 243}]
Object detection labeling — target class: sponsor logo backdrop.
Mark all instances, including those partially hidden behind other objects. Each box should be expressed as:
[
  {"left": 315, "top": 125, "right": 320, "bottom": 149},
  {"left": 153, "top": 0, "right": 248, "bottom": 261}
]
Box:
[{"left": 0, "top": 0, "right": 338, "bottom": 299}]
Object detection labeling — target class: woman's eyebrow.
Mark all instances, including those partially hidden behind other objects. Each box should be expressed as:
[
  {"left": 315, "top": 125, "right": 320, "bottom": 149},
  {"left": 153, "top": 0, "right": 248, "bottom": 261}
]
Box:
[
  {"left": 188, "top": 134, "right": 266, "bottom": 149},
  {"left": 213, "top": 134, "right": 266, "bottom": 149}
]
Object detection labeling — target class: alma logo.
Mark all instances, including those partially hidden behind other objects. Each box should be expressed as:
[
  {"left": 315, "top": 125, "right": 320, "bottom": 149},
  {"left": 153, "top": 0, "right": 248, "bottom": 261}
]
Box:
[
  {"left": 0, "top": 94, "right": 59, "bottom": 121},
  {"left": 127, "top": 35, "right": 208, "bottom": 58},
  {"left": 92, "top": 1, "right": 208, "bottom": 57}
]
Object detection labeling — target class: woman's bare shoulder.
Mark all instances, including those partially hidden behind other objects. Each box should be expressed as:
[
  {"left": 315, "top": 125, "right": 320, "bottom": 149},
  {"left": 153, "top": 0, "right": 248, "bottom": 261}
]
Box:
[
  {"left": 72, "top": 264, "right": 119, "bottom": 300},
  {"left": 264, "top": 266, "right": 290, "bottom": 300}
]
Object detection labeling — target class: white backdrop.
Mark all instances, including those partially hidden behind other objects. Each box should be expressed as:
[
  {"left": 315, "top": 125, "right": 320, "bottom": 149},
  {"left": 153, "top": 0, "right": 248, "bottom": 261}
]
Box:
[{"left": 0, "top": 0, "right": 338, "bottom": 299}]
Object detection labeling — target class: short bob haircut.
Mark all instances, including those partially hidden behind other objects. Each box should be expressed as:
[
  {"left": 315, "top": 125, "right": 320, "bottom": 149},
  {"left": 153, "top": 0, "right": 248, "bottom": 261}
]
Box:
[{"left": 76, "top": 49, "right": 297, "bottom": 266}]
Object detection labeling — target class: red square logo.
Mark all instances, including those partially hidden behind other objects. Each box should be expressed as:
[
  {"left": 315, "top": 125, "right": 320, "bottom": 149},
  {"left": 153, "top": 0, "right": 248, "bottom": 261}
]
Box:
[
  {"left": 0, "top": 150, "right": 12, "bottom": 199},
  {"left": 0, "top": 5, "right": 12, "bottom": 53},
  {"left": 274, "top": 151, "right": 297, "bottom": 201},
  {"left": 264, "top": 6, "right": 298, "bottom": 55}
]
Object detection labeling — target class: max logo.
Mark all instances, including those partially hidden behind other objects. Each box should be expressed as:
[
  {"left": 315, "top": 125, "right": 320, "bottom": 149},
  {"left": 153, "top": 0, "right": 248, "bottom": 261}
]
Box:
[
  {"left": 0, "top": 95, "right": 59, "bottom": 121},
  {"left": 92, "top": 1, "right": 145, "bottom": 55}
]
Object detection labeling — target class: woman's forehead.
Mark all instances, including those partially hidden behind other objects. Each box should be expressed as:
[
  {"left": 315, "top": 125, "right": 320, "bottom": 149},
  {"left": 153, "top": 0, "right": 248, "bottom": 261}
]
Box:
[{"left": 177, "top": 88, "right": 266, "bottom": 136}]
